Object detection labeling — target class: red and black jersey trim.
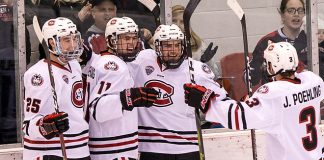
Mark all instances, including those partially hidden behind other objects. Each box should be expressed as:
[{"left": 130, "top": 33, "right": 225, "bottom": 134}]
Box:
[
  {"left": 228, "top": 103, "right": 234, "bottom": 129},
  {"left": 89, "top": 132, "right": 138, "bottom": 141},
  {"left": 24, "top": 129, "right": 89, "bottom": 151},
  {"left": 90, "top": 146, "right": 138, "bottom": 155},
  {"left": 139, "top": 126, "right": 197, "bottom": 135},
  {"left": 24, "top": 142, "right": 88, "bottom": 151},
  {"left": 139, "top": 126, "right": 198, "bottom": 146},
  {"left": 139, "top": 139, "right": 198, "bottom": 146},
  {"left": 237, "top": 102, "right": 247, "bottom": 130},
  {"left": 64, "top": 130, "right": 89, "bottom": 137},
  {"left": 89, "top": 131, "right": 138, "bottom": 155},
  {"left": 228, "top": 102, "right": 247, "bottom": 130}
]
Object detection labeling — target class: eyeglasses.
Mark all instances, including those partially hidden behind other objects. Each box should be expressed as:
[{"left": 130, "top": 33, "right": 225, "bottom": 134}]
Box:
[{"left": 285, "top": 7, "right": 305, "bottom": 15}]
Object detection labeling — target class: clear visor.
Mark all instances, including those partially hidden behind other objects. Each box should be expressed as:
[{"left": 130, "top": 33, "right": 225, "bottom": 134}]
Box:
[{"left": 55, "top": 32, "right": 83, "bottom": 61}]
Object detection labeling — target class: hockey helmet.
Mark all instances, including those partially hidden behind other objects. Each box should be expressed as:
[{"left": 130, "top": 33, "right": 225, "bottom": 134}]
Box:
[
  {"left": 263, "top": 42, "right": 299, "bottom": 76},
  {"left": 105, "top": 17, "right": 141, "bottom": 62},
  {"left": 42, "top": 17, "right": 83, "bottom": 61},
  {"left": 153, "top": 24, "right": 185, "bottom": 69}
]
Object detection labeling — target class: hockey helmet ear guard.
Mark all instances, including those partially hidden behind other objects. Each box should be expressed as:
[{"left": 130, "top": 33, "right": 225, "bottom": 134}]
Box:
[
  {"left": 263, "top": 42, "right": 299, "bottom": 76},
  {"left": 105, "top": 17, "right": 141, "bottom": 62},
  {"left": 153, "top": 24, "right": 186, "bottom": 69},
  {"left": 42, "top": 17, "right": 83, "bottom": 61}
]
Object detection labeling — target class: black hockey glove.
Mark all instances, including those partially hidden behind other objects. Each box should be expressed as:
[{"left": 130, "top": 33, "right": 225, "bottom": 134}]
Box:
[
  {"left": 120, "top": 87, "right": 159, "bottom": 111},
  {"left": 79, "top": 43, "right": 92, "bottom": 66},
  {"left": 184, "top": 83, "right": 216, "bottom": 113},
  {"left": 38, "top": 112, "right": 69, "bottom": 140},
  {"left": 200, "top": 42, "right": 218, "bottom": 63}
]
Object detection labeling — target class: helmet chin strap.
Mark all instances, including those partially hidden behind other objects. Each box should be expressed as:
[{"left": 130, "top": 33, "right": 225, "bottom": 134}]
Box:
[{"left": 267, "top": 69, "right": 283, "bottom": 82}]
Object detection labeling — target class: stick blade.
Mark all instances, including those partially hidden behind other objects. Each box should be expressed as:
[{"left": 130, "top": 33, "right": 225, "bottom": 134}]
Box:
[
  {"left": 32, "top": 16, "right": 44, "bottom": 43},
  {"left": 227, "top": 0, "right": 244, "bottom": 20}
]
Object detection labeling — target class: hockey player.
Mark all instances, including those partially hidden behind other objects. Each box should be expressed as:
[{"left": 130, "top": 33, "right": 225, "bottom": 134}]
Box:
[
  {"left": 127, "top": 24, "right": 227, "bottom": 160},
  {"left": 86, "top": 17, "right": 158, "bottom": 160},
  {"left": 184, "top": 42, "right": 324, "bottom": 160},
  {"left": 23, "top": 17, "right": 90, "bottom": 159}
]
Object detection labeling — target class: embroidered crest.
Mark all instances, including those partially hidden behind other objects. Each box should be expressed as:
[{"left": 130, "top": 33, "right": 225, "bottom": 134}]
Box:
[
  {"left": 145, "top": 66, "right": 154, "bottom": 75},
  {"left": 202, "top": 64, "right": 212, "bottom": 74},
  {"left": 256, "top": 85, "right": 269, "bottom": 94},
  {"left": 62, "top": 75, "right": 69, "bottom": 84},
  {"left": 31, "top": 74, "right": 44, "bottom": 86},
  {"left": 104, "top": 61, "right": 119, "bottom": 71}
]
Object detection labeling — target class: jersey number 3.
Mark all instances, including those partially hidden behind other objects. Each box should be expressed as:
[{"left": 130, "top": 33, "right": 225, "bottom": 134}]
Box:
[{"left": 299, "top": 106, "right": 317, "bottom": 151}]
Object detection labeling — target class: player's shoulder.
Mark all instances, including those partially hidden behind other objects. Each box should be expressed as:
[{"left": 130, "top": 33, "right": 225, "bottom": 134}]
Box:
[
  {"left": 253, "top": 82, "right": 286, "bottom": 99},
  {"left": 25, "top": 60, "right": 48, "bottom": 76},
  {"left": 24, "top": 60, "right": 49, "bottom": 86},
  {"left": 191, "top": 59, "right": 215, "bottom": 79},
  {"left": 137, "top": 49, "right": 157, "bottom": 60},
  {"left": 297, "top": 70, "right": 323, "bottom": 83}
]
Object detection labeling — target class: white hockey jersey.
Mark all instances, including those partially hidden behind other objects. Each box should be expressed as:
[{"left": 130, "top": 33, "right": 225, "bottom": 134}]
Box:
[
  {"left": 128, "top": 49, "right": 227, "bottom": 154},
  {"left": 86, "top": 52, "right": 138, "bottom": 160},
  {"left": 23, "top": 59, "right": 89, "bottom": 159},
  {"left": 206, "top": 71, "right": 324, "bottom": 160}
]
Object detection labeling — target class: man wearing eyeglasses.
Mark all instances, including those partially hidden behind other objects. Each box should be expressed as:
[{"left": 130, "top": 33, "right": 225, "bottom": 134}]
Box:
[{"left": 246, "top": 0, "right": 307, "bottom": 86}]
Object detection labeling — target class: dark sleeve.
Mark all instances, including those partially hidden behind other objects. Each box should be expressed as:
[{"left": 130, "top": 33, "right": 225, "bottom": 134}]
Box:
[{"left": 249, "top": 38, "right": 268, "bottom": 85}]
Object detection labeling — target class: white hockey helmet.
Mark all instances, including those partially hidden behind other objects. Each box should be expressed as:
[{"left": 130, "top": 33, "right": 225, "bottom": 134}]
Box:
[
  {"left": 105, "top": 17, "right": 141, "bottom": 61},
  {"left": 153, "top": 24, "right": 184, "bottom": 43},
  {"left": 263, "top": 42, "right": 299, "bottom": 76},
  {"left": 153, "top": 24, "right": 185, "bottom": 69},
  {"left": 105, "top": 17, "right": 138, "bottom": 41},
  {"left": 42, "top": 17, "right": 83, "bottom": 61}
]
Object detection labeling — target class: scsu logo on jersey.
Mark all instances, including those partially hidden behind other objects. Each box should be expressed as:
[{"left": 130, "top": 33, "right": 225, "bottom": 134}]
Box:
[
  {"left": 31, "top": 74, "right": 44, "bottom": 86},
  {"left": 256, "top": 85, "right": 269, "bottom": 94},
  {"left": 145, "top": 80, "right": 174, "bottom": 107},
  {"left": 71, "top": 81, "right": 84, "bottom": 108},
  {"left": 104, "top": 61, "right": 119, "bottom": 71}
]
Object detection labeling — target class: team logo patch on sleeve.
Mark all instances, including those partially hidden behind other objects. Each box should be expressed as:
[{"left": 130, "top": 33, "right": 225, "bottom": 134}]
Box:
[
  {"left": 145, "top": 66, "right": 154, "bottom": 75},
  {"left": 202, "top": 64, "right": 212, "bottom": 74},
  {"left": 256, "top": 85, "right": 269, "bottom": 94},
  {"left": 104, "top": 61, "right": 119, "bottom": 71},
  {"left": 31, "top": 74, "right": 44, "bottom": 86}
]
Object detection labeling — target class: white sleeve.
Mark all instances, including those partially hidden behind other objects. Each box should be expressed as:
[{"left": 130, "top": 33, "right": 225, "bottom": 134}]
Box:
[
  {"left": 87, "top": 60, "right": 127, "bottom": 123},
  {"left": 88, "top": 92, "right": 124, "bottom": 123},
  {"left": 23, "top": 70, "right": 55, "bottom": 139},
  {"left": 205, "top": 91, "right": 277, "bottom": 131}
]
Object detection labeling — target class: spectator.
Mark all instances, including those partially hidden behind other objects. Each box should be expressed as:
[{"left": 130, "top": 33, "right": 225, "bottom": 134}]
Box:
[
  {"left": 172, "top": 5, "right": 220, "bottom": 78},
  {"left": 83, "top": 0, "right": 117, "bottom": 54},
  {"left": 248, "top": 0, "right": 307, "bottom": 86}
]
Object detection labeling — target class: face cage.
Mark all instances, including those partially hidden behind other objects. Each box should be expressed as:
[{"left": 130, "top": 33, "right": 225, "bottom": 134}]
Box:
[
  {"left": 109, "top": 33, "right": 142, "bottom": 62},
  {"left": 54, "top": 32, "right": 84, "bottom": 61},
  {"left": 156, "top": 40, "right": 186, "bottom": 69}
]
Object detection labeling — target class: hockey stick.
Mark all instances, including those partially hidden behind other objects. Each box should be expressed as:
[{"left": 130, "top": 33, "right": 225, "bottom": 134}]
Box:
[
  {"left": 183, "top": 1, "right": 205, "bottom": 160},
  {"left": 138, "top": 0, "right": 161, "bottom": 27},
  {"left": 226, "top": 0, "right": 257, "bottom": 160},
  {"left": 33, "top": 16, "right": 68, "bottom": 160}
]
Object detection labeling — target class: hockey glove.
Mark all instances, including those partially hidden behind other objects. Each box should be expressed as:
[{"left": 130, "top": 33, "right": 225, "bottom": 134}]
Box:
[
  {"left": 38, "top": 112, "right": 69, "bottom": 140},
  {"left": 120, "top": 87, "right": 159, "bottom": 111},
  {"left": 200, "top": 42, "right": 218, "bottom": 63},
  {"left": 79, "top": 43, "right": 92, "bottom": 66},
  {"left": 184, "top": 83, "right": 216, "bottom": 113}
]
